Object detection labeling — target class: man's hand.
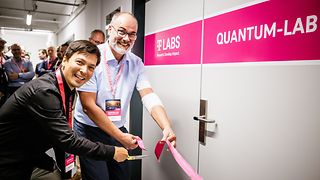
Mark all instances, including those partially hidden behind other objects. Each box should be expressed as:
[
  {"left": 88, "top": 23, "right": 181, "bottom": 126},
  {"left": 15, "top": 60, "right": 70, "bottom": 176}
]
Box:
[
  {"left": 8, "top": 72, "right": 19, "bottom": 80},
  {"left": 161, "top": 127, "right": 176, "bottom": 147},
  {"left": 119, "top": 133, "right": 139, "bottom": 149},
  {"left": 113, "top": 147, "right": 128, "bottom": 162}
]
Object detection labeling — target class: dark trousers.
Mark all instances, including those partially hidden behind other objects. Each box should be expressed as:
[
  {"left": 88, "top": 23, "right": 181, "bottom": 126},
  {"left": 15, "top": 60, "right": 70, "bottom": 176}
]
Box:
[
  {"left": 0, "top": 164, "right": 33, "bottom": 180},
  {"left": 73, "top": 119, "right": 129, "bottom": 180}
]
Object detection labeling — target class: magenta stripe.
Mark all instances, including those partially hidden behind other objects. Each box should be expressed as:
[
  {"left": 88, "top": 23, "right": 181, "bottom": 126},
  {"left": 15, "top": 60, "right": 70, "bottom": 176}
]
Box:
[
  {"left": 203, "top": 0, "right": 320, "bottom": 63},
  {"left": 144, "top": 0, "right": 319, "bottom": 65},
  {"left": 144, "top": 21, "right": 202, "bottom": 65}
]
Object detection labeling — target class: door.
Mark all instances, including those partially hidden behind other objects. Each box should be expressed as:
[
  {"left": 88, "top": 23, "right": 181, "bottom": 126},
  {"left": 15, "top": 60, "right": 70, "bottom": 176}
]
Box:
[
  {"left": 199, "top": 0, "right": 320, "bottom": 179},
  {"left": 142, "top": 0, "right": 203, "bottom": 179}
]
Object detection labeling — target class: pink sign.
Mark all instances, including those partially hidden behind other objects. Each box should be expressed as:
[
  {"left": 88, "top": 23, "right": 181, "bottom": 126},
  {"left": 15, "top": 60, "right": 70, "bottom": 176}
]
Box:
[
  {"left": 144, "top": 21, "right": 202, "bottom": 65},
  {"left": 203, "top": 0, "right": 320, "bottom": 63}
]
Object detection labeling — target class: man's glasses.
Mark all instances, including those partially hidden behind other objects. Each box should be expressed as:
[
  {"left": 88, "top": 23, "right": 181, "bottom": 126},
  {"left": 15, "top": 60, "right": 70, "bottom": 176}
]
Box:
[
  {"left": 90, "top": 38, "right": 104, "bottom": 45},
  {"left": 111, "top": 25, "right": 137, "bottom": 40}
]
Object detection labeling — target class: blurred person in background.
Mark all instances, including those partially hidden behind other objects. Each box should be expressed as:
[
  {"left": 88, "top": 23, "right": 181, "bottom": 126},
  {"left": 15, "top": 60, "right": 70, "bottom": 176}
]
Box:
[
  {"left": 55, "top": 42, "right": 69, "bottom": 69},
  {"left": 3, "top": 43, "right": 34, "bottom": 96},
  {"left": 0, "top": 37, "right": 9, "bottom": 107},
  {"left": 89, "top": 29, "right": 105, "bottom": 45},
  {"left": 35, "top": 49, "right": 48, "bottom": 78}
]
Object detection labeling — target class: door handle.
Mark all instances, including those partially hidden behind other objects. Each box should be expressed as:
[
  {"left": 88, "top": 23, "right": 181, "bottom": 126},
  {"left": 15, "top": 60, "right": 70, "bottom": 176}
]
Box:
[
  {"left": 197, "top": 99, "right": 217, "bottom": 144},
  {"left": 193, "top": 116, "right": 215, "bottom": 123}
]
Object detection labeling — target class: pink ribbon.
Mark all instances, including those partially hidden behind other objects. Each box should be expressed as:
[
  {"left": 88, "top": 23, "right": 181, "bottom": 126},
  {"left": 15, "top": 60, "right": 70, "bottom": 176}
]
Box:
[
  {"left": 155, "top": 140, "right": 203, "bottom": 180},
  {"left": 135, "top": 136, "right": 146, "bottom": 150}
]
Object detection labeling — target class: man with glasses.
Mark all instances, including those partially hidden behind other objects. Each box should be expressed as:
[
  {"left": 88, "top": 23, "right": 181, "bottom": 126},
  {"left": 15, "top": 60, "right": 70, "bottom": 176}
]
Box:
[
  {"left": 89, "top": 29, "right": 105, "bottom": 45},
  {"left": 74, "top": 12, "right": 176, "bottom": 180}
]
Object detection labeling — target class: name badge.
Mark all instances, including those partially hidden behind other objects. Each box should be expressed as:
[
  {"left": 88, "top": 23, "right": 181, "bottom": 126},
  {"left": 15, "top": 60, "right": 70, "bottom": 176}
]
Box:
[
  {"left": 105, "top": 99, "right": 121, "bottom": 121},
  {"left": 65, "top": 153, "right": 74, "bottom": 173}
]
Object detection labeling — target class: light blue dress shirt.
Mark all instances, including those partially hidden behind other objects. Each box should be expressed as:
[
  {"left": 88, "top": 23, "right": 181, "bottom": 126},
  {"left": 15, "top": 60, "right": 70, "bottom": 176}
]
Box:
[
  {"left": 74, "top": 43, "right": 151, "bottom": 128},
  {"left": 4, "top": 58, "right": 35, "bottom": 87}
]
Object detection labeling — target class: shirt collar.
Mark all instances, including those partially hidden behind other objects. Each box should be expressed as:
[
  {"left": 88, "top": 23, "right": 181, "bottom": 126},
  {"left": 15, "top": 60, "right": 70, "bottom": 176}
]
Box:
[{"left": 59, "top": 69, "right": 74, "bottom": 95}]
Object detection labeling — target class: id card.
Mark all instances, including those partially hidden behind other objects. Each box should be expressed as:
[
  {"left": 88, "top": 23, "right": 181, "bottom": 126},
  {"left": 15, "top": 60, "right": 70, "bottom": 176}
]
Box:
[
  {"left": 65, "top": 153, "right": 74, "bottom": 173},
  {"left": 105, "top": 99, "right": 121, "bottom": 121}
]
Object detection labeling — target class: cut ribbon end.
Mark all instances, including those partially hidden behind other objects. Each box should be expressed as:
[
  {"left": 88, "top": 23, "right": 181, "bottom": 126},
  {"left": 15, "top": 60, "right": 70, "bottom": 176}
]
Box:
[{"left": 154, "top": 140, "right": 166, "bottom": 160}]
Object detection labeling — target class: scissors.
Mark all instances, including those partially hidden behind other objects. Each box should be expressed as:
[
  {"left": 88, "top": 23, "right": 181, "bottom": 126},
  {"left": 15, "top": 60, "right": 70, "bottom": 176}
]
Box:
[{"left": 127, "top": 154, "right": 149, "bottom": 161}]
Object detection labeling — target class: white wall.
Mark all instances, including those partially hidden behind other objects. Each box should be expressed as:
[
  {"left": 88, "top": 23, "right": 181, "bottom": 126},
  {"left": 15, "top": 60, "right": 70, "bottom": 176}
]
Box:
[
  {"left": 145, "top": 0, "right": 202, "bottom": 34},
  {"left": 101, "top": 0, "right": 132, "bottom": 29},
  {"left": 56, "top": 0, "right": 132, "bottom": 45},
  {"left": 56, "top": 0, "right": 102, "bottom": 44}
]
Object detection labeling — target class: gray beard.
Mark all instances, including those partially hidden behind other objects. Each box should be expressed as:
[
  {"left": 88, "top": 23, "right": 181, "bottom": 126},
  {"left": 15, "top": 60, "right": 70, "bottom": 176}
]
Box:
[{"left": 110, "top": 41, "right": 132, "bottom": 55}]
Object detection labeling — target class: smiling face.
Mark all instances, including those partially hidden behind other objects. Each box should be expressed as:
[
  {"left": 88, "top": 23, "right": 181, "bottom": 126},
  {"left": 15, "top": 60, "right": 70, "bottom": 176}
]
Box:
[
  {"left": 61, "top": 52, "right": 97, "bottom": 90},
  {"left": 108, "top": 13, "right": 138, "bottom": 60}
]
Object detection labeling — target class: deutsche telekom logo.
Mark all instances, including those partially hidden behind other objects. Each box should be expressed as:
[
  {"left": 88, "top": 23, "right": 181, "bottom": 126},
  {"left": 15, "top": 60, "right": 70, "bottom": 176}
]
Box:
[{"left": 156, "top": 36, "right": 181, "bottom": 51}]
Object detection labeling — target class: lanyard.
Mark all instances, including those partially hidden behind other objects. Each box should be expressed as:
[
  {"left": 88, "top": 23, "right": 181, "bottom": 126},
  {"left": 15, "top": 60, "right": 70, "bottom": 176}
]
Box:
[
  {"left": 12, "top": 58, "right": 24, "bottom": 73},
  {"left": 0, "top": 55, "right": 4, "bottom": 65},
  {"left": 56, "top": 69, "right": 73, "bottom": 127},
  {"left": 47, "top": 59, "right": 53, "bottom": 70},
  {"left": 104, "top": 48, "right": 124, "bottom": 98}
]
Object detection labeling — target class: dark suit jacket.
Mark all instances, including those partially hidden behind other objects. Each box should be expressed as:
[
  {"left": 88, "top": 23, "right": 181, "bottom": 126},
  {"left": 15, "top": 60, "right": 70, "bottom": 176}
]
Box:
[{"left": 0, "top": 72, "right": 115, "bottom": 179}]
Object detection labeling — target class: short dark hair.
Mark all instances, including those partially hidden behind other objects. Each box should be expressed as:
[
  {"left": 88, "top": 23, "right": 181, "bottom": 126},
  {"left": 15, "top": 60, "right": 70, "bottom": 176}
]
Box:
[
  {"left": 61, "top": 42, "right": 69, "bottom": 47},
  {"left": 38, "top": 49, "right": 48, "bottom": 57},
  {"left": 64, "top": 40, "right": 101, "bottom": 65},
  {"left": 90, "top": 29, "right": 105, "bottom": 39}
]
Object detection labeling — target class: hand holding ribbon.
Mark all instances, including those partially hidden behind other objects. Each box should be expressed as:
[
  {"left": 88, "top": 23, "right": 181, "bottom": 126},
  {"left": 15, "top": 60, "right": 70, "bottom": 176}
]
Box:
[
  {"left": 119, "top": 133, "right": 139, "bottom": 150},
  {"left": 161, "top": 126, "right": 176, "bottom": 148},
  {"left": 135, "top": 136, "right": 146, "bottom": 150}
]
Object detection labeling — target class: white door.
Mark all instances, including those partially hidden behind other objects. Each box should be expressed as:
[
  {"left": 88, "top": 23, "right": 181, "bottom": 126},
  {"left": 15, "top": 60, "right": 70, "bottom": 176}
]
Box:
[
  {"left": 199, "top": 0, "right": 320, "bottom": 179},
  {"left": 199, "top": 63, "right": 320, "bottom": 180},
  {"left": 142, "top": 0, "right": 203, "bottom": 179}
]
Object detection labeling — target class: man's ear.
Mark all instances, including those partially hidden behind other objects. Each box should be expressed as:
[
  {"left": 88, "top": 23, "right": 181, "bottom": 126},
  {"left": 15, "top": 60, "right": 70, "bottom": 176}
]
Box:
[
  {"left": 107, "top": 24, "right": 112, "bottom": 35},
  {"left": 61, "top": 56, "right": 68, "bottom": 69}
]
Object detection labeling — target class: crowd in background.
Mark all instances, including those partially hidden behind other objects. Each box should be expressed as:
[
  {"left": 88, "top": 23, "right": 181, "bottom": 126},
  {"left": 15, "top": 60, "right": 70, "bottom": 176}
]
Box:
[{"left": 0, "top": 29, "right": 105, "bottom": 109}]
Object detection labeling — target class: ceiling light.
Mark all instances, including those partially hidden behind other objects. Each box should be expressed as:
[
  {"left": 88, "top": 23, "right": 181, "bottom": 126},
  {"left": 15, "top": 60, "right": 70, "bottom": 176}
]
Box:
[{"left": 26, "top": 13, "right": 32, "bottom": 26}]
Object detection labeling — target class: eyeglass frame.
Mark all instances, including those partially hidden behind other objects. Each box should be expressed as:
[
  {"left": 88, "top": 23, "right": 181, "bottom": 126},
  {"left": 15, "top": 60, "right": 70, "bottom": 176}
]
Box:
[
  {"left": 110, "top": 25, "right": 137, "bottom": 40},
  {"left": 89, "top": 38, "right": 104, "bottom": 45}
]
